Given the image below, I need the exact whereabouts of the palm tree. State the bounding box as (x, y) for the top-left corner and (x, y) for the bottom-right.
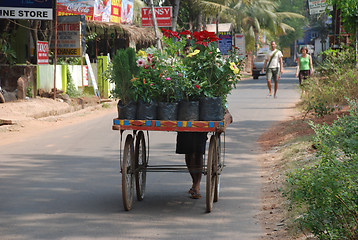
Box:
(199, 0), (304, 53)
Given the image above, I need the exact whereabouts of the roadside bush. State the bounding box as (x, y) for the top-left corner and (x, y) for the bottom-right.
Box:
(66, 71), (81, 97)
(299, 47), (358, 116)
(284, 99), (358, 239)
(318, 47), (355, 76)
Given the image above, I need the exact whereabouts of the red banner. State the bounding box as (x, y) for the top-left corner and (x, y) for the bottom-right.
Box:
(37, 41), (49, 65)
(141, 7), (172, 27)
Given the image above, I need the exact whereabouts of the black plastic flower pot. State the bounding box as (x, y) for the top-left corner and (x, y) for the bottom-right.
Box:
(157, 102), (179, 120)
(199, 97), (224, 121)
(117, 100), (137, 119)
(136, 99), (158, 120)
(177, 100), (200, 121)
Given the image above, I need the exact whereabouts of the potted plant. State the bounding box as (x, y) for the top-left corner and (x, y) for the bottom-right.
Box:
(110, 48), (139, 119)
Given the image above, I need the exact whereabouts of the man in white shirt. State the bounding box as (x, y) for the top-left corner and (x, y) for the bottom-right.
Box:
(261, 41), (283, 98)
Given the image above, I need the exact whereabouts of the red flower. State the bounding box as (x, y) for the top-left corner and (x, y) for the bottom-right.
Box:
(192, 30), (219, 46)
(195, 85), (200, 89)
(179, 30), (191, 36)
(161, 28), (180, 39)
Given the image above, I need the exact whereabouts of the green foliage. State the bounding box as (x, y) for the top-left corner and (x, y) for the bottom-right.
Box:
(132, 30), (242, 103)
(284, 99), (358, 239)
(0, 32), (16, 65)
(326, 0), (358, 35)
(66, 71), (81, 97)
(278, 0), (307, 48)
(300, 47), (358, 116)
(318, 47), (356, 75)
(305, 96), (336, 117)
(109, 48), (139, 104)
(26, 82), (33, 98)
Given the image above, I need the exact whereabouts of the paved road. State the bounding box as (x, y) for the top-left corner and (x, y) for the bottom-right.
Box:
(0, 67), (299, 240)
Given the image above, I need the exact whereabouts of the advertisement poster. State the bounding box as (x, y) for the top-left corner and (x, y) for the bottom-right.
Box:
(94, 0), (111, 22)
(121, 0), (134, 24)
(110, 0), (121, 23)
(57, 0), (94, 21)
(50, 16), (86, 57)
(234, 33), (245, 58)
(0, 0), (52, 20)
(308, 0), (332, 15)
(141, 7), (172, 27)
(37, 41), (49, 65)
(218, 32), (233, 55)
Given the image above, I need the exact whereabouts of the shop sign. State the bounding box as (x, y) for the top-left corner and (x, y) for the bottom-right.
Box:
(37, 41), (49, 65)
(141, 6), (172, 27)
(0, 0), (52, 20)
(120, 0), (134, 24)
(50, 15), (86, 57)
(234, 33), (245, 58)
(218, 31), (233, 55)
(308, 0), (332, 15)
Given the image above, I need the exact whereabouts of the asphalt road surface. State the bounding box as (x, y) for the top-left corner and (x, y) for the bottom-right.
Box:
(0, 67), (300, 240)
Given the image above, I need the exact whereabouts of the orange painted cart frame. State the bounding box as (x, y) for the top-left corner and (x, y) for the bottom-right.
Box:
(112, 112), (233, 212)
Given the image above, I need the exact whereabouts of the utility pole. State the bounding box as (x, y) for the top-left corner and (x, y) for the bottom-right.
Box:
(53, 0), (57, 100)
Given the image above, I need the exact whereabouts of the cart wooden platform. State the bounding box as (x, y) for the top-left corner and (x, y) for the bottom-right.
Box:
(112, 112), (232, 212)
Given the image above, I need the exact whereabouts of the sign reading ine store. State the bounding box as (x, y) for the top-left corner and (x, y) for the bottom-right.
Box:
(50, 15), (86, 57)
(0, 0), (53, 20)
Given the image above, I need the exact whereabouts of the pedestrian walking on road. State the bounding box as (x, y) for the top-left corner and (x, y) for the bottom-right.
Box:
(295, 46), (314, 94)
(261, 41), (283, 99)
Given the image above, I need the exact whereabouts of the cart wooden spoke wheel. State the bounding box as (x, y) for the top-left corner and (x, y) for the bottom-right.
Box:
(214, 133), (222, 202)
(122, 134), (135, 211)
(206, 134), (218, 212)
(134, 131), (147, 201)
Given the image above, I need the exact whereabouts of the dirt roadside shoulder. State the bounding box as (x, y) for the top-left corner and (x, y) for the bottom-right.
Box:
(0, 97), (117, 146)
(257, 104), (350, 240)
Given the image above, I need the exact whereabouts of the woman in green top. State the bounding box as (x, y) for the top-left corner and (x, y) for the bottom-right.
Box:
(295, 46), (314, 86)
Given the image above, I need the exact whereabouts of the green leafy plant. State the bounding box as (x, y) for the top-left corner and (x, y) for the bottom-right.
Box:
(109, 48), (139, 104)
(180, 30), (242, 101)
(284, 99), (358, 239)
(133, 29), (243, 104)
(0, 32), (16, 65)
(26, 82), (33, 98)
(300, 46), (358, 116)
(66, 71), (81, 97)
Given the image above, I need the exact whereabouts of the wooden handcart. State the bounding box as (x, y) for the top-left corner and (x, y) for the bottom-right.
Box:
(112, 112), (232, 212)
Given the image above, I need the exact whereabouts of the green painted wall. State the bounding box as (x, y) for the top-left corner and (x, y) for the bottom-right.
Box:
(96, 56), (110, 99)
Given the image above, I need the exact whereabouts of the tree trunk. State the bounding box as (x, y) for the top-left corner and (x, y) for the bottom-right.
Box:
(171, 0), (180, 31)
(196, 9), (202, 31)
(149, 0), (162, 50)
(355, 22), (357, 69)
(216, 14), (219, 35)
(30, 20), (39, 64)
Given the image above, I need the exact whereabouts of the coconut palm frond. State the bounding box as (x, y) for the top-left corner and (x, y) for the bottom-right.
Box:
(276, 12), (305, 20)
(277, 22), (296, 35)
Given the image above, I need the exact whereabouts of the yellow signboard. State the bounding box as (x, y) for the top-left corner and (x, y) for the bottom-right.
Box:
(282, 47), (291, 58)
